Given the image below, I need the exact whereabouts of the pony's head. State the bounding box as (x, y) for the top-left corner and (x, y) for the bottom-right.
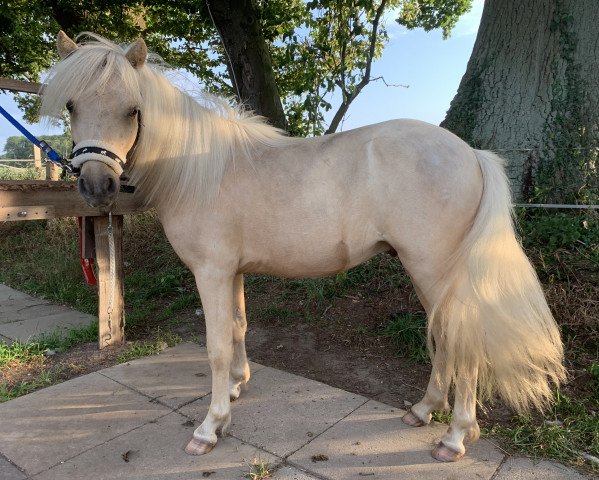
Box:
(42, 31), (147, 208)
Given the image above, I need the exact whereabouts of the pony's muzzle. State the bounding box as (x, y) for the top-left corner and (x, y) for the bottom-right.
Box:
(77, 161), (121, 208)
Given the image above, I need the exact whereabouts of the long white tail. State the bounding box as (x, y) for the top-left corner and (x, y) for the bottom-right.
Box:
(429, 150), (566, 413)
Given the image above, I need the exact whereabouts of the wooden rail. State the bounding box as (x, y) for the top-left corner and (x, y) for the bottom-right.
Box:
(0, 181), (148, 348)
(0, 78), (43, 94)
(0, 181), (146, 220)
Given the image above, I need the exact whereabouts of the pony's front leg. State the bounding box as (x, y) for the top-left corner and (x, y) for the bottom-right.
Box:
(432, 364), (480, 462)
(230, 273), (250, 401)
(186, 270), (235, 456)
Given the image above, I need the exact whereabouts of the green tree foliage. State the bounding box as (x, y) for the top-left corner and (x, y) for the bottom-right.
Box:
(1, 136), (33, 159)
(1, 134), (71, 159)
(0, 0), (471, 135)
(397, 0), (472, 39)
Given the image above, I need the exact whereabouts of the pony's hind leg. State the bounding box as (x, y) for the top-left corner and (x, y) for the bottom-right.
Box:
(230, 274), (250, 401)
(398, 255), (479, 460)
(403, 322), (451, 427)
(186, 269), (235, 456)
(393, 273), (451, 428)
(433, 363), (480, 462)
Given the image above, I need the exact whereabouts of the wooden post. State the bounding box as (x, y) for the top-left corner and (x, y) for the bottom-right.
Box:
(93, 215), (125, 348)
(33, 146), (42, 178)
(46, 161), (60, 181)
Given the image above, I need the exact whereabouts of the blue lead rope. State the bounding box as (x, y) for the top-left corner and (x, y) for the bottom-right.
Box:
(0, 104), (77, 175)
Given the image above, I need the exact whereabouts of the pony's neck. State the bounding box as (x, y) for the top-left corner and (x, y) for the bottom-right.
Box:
(128, 69), (252, 209)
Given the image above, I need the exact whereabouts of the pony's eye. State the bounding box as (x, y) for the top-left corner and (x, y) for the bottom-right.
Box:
(66, 101), (74, 113)
(127, 106), (140, 118)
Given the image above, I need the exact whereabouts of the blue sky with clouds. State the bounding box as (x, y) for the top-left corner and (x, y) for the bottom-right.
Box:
(0, 0), (483, 154)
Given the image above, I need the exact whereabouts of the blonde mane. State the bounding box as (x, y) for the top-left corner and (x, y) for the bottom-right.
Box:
(41, 34), (289, 208)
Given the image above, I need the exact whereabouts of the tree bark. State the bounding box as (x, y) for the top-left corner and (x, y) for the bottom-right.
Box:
(207, 0), (287, 130)
(442, 0), (599, 203)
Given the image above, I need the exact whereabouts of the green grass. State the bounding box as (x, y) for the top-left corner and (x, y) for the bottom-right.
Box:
(0, 221), (98, 315)
(0, 324), (99, 401)
(378, 312), (428, 363)
(34, 321), (99, 352)
(286, 255), (411, 305)
(0, 341), (46, 368)
(246, 457), (271, 480)
(0, 369), (60, 401)
(487, 391), (599, 470)
(591, 363), (599, 386)
(116, 331), (182, 363)
(254, 304), (296, 321)
(0, 341), (60, 402)
(0, 166), (38, 180)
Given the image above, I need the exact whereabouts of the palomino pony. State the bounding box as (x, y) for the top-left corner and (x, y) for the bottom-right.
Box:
(41, 31), (566, 462)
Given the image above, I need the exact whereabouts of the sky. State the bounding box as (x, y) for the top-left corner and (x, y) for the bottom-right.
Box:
(0, 0), (484, 154)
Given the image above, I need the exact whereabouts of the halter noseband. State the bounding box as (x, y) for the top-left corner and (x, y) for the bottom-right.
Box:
(70, 143), (126, 175)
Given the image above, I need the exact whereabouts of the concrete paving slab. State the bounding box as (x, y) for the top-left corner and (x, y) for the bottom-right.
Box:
(0, 298), (65, 325)
(288, 399), (504, 480)
(0, 333), (13, 343)
(0, 284), (33, 302)
(100, 343), (266, 409)
(494, 457), (593, 479)
(33, 411), (280, 480)
(0, 310), (96, 342)
(180, 366), (368, 459)
(0, 372), (170, 476)
(271, 465), (321, 479)
(0, 456), (27, 480)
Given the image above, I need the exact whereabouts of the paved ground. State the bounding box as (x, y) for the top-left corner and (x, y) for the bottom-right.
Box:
(0, 284), (593, 479)
(0, 284), (95, 343)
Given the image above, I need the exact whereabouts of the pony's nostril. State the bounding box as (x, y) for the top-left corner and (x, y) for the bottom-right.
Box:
(105, 177), (117, 195)
(78, 177), (91, 196)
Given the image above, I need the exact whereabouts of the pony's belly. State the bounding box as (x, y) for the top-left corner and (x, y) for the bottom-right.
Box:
(238, 240), (391, 278)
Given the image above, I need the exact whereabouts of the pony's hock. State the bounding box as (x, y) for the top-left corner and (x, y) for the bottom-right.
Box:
(34, 30), (567, 463)
(0, 180), (146, 348)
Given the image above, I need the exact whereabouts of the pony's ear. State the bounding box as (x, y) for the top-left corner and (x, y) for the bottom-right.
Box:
(125, 38), (147, 69)
(57, 30), (78, 59)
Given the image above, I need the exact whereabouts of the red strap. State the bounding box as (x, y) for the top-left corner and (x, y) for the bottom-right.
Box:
(77, 217), (97, 286)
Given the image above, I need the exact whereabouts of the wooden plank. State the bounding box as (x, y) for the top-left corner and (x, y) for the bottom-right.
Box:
(0, 181), (147, 219)
(94, 215), (125, 348)
(0, 78), (43, 94)
(2, 205), (56, 221)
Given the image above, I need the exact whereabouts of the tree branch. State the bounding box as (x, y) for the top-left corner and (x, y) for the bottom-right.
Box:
(370, 76), (409, 88)
(325, 0), (388, 134)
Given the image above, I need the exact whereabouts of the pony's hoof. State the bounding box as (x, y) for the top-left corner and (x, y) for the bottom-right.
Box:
(402, 410), (426, 427)
(432, 442), (463, 462)
(185, 438), (214, 456)
(229, 380), (248, 401)
(230, 386), (241, 401)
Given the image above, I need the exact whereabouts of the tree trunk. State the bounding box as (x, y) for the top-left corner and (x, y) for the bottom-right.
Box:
(207, 0), (287, 130)
(442, 0), (599, 203)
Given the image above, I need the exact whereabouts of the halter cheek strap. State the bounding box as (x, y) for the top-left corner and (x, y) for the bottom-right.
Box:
(69, 140), (126, 176)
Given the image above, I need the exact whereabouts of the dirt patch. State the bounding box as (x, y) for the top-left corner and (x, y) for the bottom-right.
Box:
(1, 343), (129, 396)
